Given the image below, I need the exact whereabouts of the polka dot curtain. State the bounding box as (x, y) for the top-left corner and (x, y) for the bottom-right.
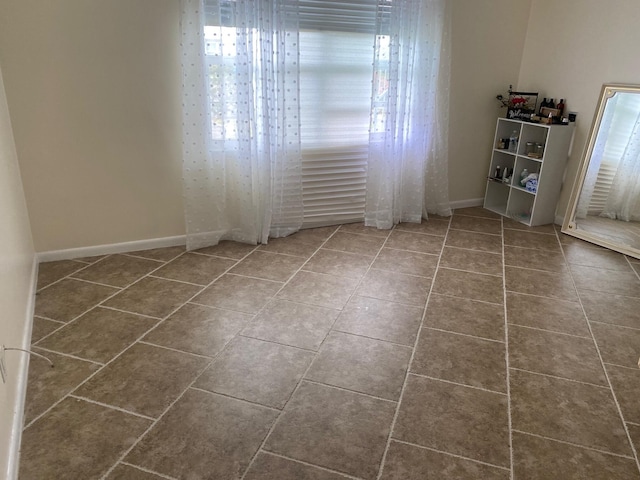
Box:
(180, 0), (303, 250)
(365, 0), (452, 229)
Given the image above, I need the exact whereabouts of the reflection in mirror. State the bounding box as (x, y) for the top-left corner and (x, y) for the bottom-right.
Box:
(563, 84), (640, 259)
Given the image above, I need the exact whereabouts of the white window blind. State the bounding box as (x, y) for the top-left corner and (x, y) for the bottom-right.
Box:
(298, 1), (377, 227)
(588, 94), (640, 214)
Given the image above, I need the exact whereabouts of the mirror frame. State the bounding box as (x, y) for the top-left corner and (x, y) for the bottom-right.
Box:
(561, 83), (640, 259)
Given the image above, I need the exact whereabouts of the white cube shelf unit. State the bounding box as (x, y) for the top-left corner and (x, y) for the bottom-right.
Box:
(483, 118), (574, 226)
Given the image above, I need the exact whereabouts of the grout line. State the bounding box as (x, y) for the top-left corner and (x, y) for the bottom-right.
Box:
(555, 232), (640, 474)
(35, 256), (113, 293)
(500, 216), (515, 480)
(235, 334), (321, 354)
(30, 320), (70, 347)
(375, 216), (452, 480)
(507, 323), (592, 339)
(255, 451), (364, 479)
(503, 289), (580, 304)
(508, 367), (610, 389)
(298, 267), (367, 282)
(421, 326), (505, 344)
(390, 438), (511, 471)
(509, 320), (591, 340)
(240, 226), (395, 480)
(68, 395), (156, 421)
(66, 276), (126, 290)
(429, 291), (504, 306)
(301, 379), (398, 404)
(146, 274), (208, 287)
(119, 462), (179, 480)
(136, 341), (216, 360)
(28, 346), (104, 366)
(603, 362), (640, 371)
(347, 293), (428, 309)
(448, 227), (502, 237)
(407, 372), (508, 396)
(97, 305), (163, 320)
(589, 320), (640, 332)
(627, 421), (640, 427)
(329, 329), (415, 349)
(120, 252), (173, 263)
(188, 386), (282, 413)
(186, 299), (261, 316)
(511, 429), (636, 460)
(503, 263), (571, 275)
(431, 265), (503, 278)
(220, 271), (286, 285)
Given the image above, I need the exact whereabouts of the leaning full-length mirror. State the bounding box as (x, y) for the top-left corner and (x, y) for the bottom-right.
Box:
(563, 84), (640, 259)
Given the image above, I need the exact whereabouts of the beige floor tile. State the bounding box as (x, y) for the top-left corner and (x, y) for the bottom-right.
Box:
(277, 271), (359, 309)
(580, 291), (640, 329)
(512, 431), (640, 480)
(193, 273), (282, 313)
(510, 369), (630, 455)
(195, 336), (314, 409)
(35, 278), (119, 322)
(30, 317), (64, 344)
(424, 293), (504, 341)
(265, 381), (396, 480)
(103, 276), (200, 318)
(334, 296), (423, 346)
(412, 329), (506, 392)
(571, 264), (640, 298)
(322, 231), (386, 256)
(503, 229), (561, 251)
(590, 322), (640, 368)
(505, 266), (578, 302)
(23, 349), (101, 425)
(606, 364), (640, 424)
(357, 269), (431, 306)
(303, 248), (374, 279)
(230, 251), (306, 282)
(126, 389), (278, 479)
(36, 307), (158, 363)
(563, 243), (632, 271)
(394, 218), (449, 236)
(306, 331), (412, 401)
(502, 218), (556, 234)
(504, 245), (567, 273)
(372, 248), (438, 277)
(73, 254), (108, 264)
(37, 260), (85, 290)
(506, 292), (589, 336)
(245, 453), (350, 479)
(142, 303), (252, 356)
(19, 397), (150, 480)
(75, 343), (209, 418)
(508, 325), (607, 385)
(338, 222), (389, 237)
(433, 268), (503, 304)
(453, 207), (501, 219)
(294, 225), (340, 243)
(384, 230), (443, 254)
(105, 464), (167, 480)
(196, 240), (257, 259)
(440, 246), (503, 276)
(153, 252), (235, 285)
(445, 229), (502, 253)
(124, 245), (185, 262)
(450, 215), (502, 235)
(71, 254), (161, 288)
(393, 375), (510, 467)
(259, 236), (319, 257)
(380, 441), (510, 480)
(242, 299), (338, 350)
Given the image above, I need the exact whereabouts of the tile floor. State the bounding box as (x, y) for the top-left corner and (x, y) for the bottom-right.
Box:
(19, 207), (640, 479)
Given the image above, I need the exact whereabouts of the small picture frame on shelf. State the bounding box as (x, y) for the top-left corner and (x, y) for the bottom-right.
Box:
(506, 91), (538, 121)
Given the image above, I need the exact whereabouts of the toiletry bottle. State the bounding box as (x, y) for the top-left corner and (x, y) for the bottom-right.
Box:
(520, 168), (529, 186)
(495, 166), (501, 179)
(509, 130), (518, 153)
(557, 99), (565, 117)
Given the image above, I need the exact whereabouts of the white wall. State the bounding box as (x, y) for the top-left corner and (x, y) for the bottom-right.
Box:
(448, 0), (532, 203)
(0, 65), (36, 479)
(0, 0), (185, 252)
(518, 0), (640, 217)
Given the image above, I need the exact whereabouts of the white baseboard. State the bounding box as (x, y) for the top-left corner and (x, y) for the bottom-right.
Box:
(449, 198), (484, 210)
(37, 235), (186, 263)
(6, 255), (38, 480)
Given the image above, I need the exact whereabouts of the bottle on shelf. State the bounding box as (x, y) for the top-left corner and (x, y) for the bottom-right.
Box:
(495, 165), (502, 179)
(520, 168), (529, 186)
(548, 98), (555, 108)
(509, 130), (519, 153)
(539, 98), (548, 114)
(557, 99), (565, 117)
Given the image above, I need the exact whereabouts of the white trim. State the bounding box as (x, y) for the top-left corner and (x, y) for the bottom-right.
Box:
(37, 235), (187, 263)
(448, 197), (484, 210)
(555, 213), (565, 226)
(6, 254), (38, 480)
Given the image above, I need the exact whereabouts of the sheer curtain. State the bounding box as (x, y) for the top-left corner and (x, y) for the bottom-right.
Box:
(180, 0), (302, 250)
(365, 0), (451, 229)
(602, 107), (640, 221)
